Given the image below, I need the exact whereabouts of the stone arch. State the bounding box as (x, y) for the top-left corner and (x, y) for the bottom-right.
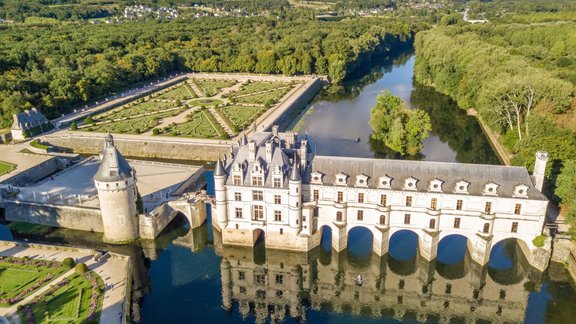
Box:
(252, 228), (266, 265)
(388, 229), (420, 276)
(487, 237), (530, 285)
(435, 234), (470, 280)
(346, 226), (374, 265)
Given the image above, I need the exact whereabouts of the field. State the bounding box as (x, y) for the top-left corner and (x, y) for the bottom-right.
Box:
(193, 79), (237, 97)
(219, 105), (266, 129)
(162, 110), (226, 138)
(0, 257), (67, 306)
(0, 161), (16, 176)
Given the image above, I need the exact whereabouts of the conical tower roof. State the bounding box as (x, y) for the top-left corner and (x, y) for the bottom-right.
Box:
(214, 157), (225, 176)
(290, 159), (301, 182)
(94, 134), (133, 182)
(240, 132), (248, 146)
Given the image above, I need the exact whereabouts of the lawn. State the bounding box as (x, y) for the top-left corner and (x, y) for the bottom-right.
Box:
(188, 98), (223, 107)
(21, 272), (104, 323)
(88, 110), (179, 134)
(219, 105), (266, 129)
(235, 88), (292, 104)
(163, 110), (225, 138)
(96, 101), (177, 121)
(193, 79), (237, 97)
(0, 256), (66, 306)
(232, 81), (292, 96)
(0, 161), (16, 176)
(155, 83), (196, 100)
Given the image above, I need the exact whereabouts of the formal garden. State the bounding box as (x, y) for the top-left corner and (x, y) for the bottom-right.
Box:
(75, 76), (302, 139)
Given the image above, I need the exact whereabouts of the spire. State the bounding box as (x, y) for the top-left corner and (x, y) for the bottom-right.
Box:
(215, 157), (225, 176)
(240, 132), (248, 146)
(290, 159), (301, 182)
(105, 133), (114, 147)
(94, 134), (133, 182)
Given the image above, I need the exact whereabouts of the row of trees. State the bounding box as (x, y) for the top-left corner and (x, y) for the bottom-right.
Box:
(414, 22), (576, 229)
(0, 16), (420, 127)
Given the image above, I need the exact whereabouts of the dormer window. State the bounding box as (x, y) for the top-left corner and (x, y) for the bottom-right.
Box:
(454, 180), (469, 194)
(311, 171), (324, 184)
(429, 179), (443, 192)
(378, 175), (392, 189)
(335, 173), (348, 186)
(356, 174), (369, 187)
(483, 182), (499, 196)
(404, 177), (418, 191)
(513, 184), (529, 198)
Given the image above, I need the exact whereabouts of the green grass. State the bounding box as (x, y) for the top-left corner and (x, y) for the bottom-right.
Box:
(235, 88), (291, 104)
(30, 139), (50, 150)
(155, 83), (196, 100)
(88, 110), (179, 134)
(163, 110), (225, 138)
(0, 161), (16, 176)
(194, 79), (237, 97)
(232, 81), (292, 96)
(188, 98), (223, 107)
(96, 101), (177, 121)
(219, 105), (266, 129)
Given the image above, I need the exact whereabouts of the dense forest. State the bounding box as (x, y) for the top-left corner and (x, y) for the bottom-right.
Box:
(0, 17), (419, 127)
(414, 14), (576, 230)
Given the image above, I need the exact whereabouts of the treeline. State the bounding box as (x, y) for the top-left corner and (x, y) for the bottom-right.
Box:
(414, 23), (576, 228)
(0, 0), (116, 21)
(0, 17), (419, 127)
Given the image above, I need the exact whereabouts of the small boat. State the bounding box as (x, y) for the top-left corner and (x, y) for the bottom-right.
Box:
(356, 138), (360, 143)
(355, 275), (364, 286)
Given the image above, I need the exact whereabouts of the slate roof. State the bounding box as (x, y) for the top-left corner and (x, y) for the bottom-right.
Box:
(11, 108), (48, 130)
(307, 155), (546, 200)
(94, 134), (134, 182)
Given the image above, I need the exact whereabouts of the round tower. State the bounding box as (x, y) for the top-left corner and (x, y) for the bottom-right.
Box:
(214, 157), (228, 230)
(288, 160), (302, 232)
(94, 134), (139, 243)
(533, 151), (548, 192)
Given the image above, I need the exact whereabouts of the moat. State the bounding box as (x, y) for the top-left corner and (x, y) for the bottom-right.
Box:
(1, 51), (575, 323)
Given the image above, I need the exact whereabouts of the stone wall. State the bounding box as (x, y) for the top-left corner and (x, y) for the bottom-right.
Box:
(1, 157), (64, 186)
(4, 200), (103, 232)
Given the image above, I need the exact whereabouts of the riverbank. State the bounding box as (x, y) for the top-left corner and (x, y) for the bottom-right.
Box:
(466, 108), (512, 166)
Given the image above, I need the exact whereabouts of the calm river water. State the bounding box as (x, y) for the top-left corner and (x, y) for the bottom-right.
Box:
(1, 51), (575, 323)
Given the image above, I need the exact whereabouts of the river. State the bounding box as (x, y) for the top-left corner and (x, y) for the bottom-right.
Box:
(1, 51), (575, 323)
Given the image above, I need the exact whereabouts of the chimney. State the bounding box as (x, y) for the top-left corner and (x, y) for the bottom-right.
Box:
(248, 140), (256, 162)
(272, 125), (279, 137)
(265, 141), (273, 163)
(300, 139), (308, 169)
(533, 151), (548, 192)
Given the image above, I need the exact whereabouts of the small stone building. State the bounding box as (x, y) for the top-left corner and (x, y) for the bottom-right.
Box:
(11, 108), (51, 141)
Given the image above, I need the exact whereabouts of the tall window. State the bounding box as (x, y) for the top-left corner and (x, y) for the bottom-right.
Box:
(238, 271), (246, 280)
(357, 210), (363, 221)
(274, 210), (282, 222)
(273, 178), (281, 188)
(235, 208), (243, 219)
(454, 217), (461, 229)
(380, 194), (387, 206)
(379, 215), (386, 225)
(406, 196), (412, 207)
(456, 199), (463, 210)
(431, 198), (437, 210)
(274, 195), (281, 204)
(483, 223), (490, 233)
(252, 176), (263, 186)
(253, 190), (263, 201)
(336, 211), (343, 221)
(253, 205), (264, 220)
(337, 191), (343, 203)
(429, 219), (436, 229)
(511, 222), (518, 233)
(233, 175), (242, 185)
(358, 193), (364, 203)
(234, 192), (242, 201)
(313, 190), (319, 201)
(404, 214), (411, 225)
(276, 274), (284, 284)
(514, 204), (521, 215)
(485, 202), (492, 214)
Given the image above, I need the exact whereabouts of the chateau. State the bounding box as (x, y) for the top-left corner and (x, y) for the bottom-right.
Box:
(11, 108), (51, 140)
(213, 128), (551, 271)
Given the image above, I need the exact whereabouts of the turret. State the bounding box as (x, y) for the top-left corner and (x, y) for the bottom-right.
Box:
(533, 151), (548, 192)
(288, 160), (302, 231)
(94, 133), (139, 243)
(214, 157), (228, 230)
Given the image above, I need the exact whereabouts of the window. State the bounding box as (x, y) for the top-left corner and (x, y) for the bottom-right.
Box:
(235, 208), (243, 219)
(234, 192), (241, 201)
(274, 210), (282, 222)
(253, 190), (263, 201)
(456, 199), (463, 210)
(255, 274), (265, 285)
(357, 210), (363, 221)
(445, 284), (452, 294)
(239, 286), (246, 294)
(454, 217), (461, 229)
(233, 175), (242, 185)
(485, 202), (492, 214)
(336, 211), (343, 222)
(252, 176), (263, 186)
(399, 279), (405, 290)
(256, 290), (266, 299)
(404, 214), (411, 225)
(358, 193), (364, 203)
(313, 190), (319, 201)
(483, 223), (490, 233)
(429, 219), (436, 229)
(273, 178), (281, 188)
(274, 195), (281, 204)
(337, 191), (343, 202)
(380, 194), (387, 206)
(280, 228), (283, 235)
(238, 271), (245, 280)
(511, 222), (518, 233)
(431, 198), (437, 210)
(276, 274), (284, 284)
(379, 215), (386, 225)
(514, 204), (521, 215)
(253, 205), (264, 220)
(406, 196), (412, 207)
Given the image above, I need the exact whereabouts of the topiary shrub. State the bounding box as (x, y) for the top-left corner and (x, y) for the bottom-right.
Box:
(70, 122), (78, 130)
(152, 128), (160, 135)
(75, 263), (87, 274)
(84, 116), (93, 124)
(532, 235), (546, 248)
(62, 257), (76, 269)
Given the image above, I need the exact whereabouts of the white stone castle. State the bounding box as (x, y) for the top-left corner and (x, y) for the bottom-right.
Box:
(213, 127), (551, 271)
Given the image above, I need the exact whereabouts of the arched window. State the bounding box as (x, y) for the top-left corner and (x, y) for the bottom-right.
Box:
(483, 223), (490, 233)
(336, 211), (342, 222)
